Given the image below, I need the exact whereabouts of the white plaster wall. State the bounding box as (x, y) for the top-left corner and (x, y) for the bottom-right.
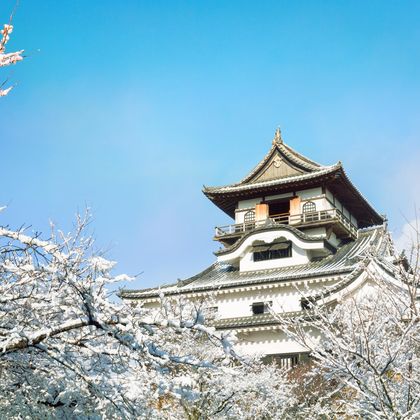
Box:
(235, 330), (315, 356)
(235, 189), (359, 229)
(236, 332), (286, 356)
(134, 279), (337, 321)
(296, 187), (322, 200)
(303, 197), (333, 212)
(215, 290), (282, 318)
(213, 281), (337, 318)
(235, 209), (247, 224)
(239, 242), (309, 271)
(219, 229), (324, 265)
(130, 277), (344, 357)
(312, 197), (327, 211)
(237, 198), (262, 210)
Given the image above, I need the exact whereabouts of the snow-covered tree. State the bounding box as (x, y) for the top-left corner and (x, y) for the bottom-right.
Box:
(277, 231), (420, 419)
(0, 17), (23, 96)
(149, 298), (296, 419)
(0, 213), (294, 418)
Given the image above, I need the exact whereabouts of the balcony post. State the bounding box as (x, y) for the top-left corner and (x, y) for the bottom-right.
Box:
(289, 197), (301, 225)
(255, 204), (269, 222)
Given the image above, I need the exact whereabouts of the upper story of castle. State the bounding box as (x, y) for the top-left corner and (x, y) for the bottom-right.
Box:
(203, 129), (384, 272)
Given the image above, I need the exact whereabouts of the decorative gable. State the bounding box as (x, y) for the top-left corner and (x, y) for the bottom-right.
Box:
(252, 150), (305, 182)
(238, 129), (321, 185)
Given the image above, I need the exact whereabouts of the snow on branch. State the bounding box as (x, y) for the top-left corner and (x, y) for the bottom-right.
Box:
(0, 23), (23, 96)
(0, 212), (294, 418)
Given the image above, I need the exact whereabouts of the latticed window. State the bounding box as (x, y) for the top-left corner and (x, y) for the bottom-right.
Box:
(303, 201), (318, 222)
(244, 210), (256, 231)
(244, 211), (255, 223)
(303, 201), (316, 213)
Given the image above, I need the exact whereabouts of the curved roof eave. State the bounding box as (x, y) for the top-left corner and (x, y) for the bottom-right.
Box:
(214, 223), (327, 257)
(336, 166), (384, 226)
(203, 163), (341, 195)
(203, 163), (383, 227)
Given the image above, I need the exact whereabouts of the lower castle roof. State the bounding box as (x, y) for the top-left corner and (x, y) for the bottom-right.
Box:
(120, 225), (388, 300)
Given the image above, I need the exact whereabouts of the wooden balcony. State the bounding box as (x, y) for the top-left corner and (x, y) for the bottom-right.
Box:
(214, 208), (357, 241)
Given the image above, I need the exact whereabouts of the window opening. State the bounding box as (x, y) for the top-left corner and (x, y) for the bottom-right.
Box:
(253, 241), (292, 261)
(268, 200), (290, 217)
(252, 302), (265, 315)
(303, 201), (316, 213)
(302, 201), (318, 222)
(244, 210), (255, 231)
(251, 301), (272, 315)
(262, 353), (309, 369)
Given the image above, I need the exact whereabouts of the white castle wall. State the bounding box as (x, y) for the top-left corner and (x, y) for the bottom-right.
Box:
(218, 228), (327, 272)
(234, 187), (358, 228)
(213, 280), (337, 318)
(235, 330), (314, 357)
(239, 241), (308, 271)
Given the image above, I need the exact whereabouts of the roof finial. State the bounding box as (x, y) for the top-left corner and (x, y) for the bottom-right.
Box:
(273, 126), (283, 144)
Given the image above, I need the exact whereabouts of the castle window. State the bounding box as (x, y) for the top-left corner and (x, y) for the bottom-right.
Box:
(251, 301), (272, 315)
(302, 201), (318, 222)
(244, 210), (255, 231)
(300, 297), (315, 310)
(244, 210), (255, 222)
(262, 353), (310, 369)
(303, 201), (316, 213)
(253, 241), (292, 261)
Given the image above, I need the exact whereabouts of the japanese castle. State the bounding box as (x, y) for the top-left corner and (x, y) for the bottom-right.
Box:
(121, 128), (399, 367)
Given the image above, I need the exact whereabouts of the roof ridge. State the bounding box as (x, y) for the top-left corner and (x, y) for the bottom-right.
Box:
(238, 142), (277, 184)
(279, 141), (323, 170)
(236, 132), (328, 185)
(357, 224), (385, 233)
(176, 262), (219, 287)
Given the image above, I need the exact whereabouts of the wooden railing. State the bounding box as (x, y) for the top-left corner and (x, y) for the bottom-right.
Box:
(214, 208), (357, 238)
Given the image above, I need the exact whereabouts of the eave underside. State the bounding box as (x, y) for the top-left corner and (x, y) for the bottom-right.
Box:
(204, 168), (383, 227)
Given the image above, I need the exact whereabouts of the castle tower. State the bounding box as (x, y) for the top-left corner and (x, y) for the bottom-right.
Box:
(203, 129), (383, 273)
(121, 129), (395, 367)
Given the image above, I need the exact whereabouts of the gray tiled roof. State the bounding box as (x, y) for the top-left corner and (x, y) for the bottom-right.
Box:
(203, 164), (341, 194)
(238, 139), (325, 185)
(120, 225), (387, 299)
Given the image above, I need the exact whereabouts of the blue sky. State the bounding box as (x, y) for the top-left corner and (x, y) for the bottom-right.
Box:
(1, 0), (419, 289)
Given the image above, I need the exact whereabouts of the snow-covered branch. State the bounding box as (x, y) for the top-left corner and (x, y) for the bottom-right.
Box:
(0, 22), (23, 96)
(0, 212), (295, 418)
(274, 240), (420, 418)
